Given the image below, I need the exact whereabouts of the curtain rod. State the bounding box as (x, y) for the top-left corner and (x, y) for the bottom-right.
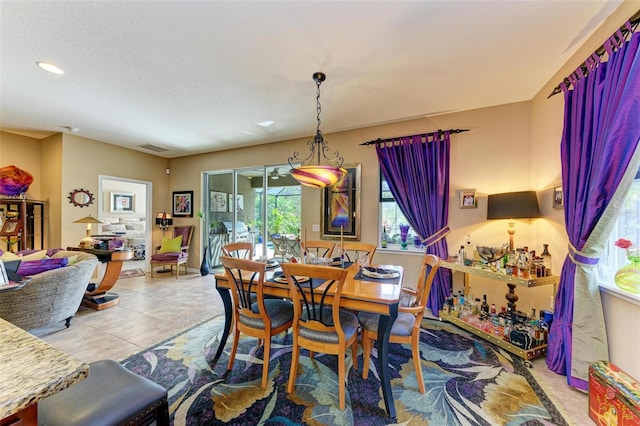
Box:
(547, 11), (640, 98)
(360, 128), (469, 146)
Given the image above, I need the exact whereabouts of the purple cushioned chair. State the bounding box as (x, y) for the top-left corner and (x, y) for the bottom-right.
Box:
(150, 225), (194, 279)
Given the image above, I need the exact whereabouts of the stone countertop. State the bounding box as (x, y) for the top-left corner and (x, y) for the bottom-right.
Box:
(0, 318), (89, 419)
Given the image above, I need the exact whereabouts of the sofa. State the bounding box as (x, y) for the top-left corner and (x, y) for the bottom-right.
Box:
(0, 250), (99, 330)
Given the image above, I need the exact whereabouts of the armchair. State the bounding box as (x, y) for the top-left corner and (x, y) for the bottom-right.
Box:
(150, 225), (194, 279)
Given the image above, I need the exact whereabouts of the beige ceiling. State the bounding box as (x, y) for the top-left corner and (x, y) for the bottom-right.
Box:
(0, 1), (626, 158)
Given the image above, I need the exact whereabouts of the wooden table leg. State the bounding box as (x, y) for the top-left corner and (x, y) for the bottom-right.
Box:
(82, 260), (125, 310)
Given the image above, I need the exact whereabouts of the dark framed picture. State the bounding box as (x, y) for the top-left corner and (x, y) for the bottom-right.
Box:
(460, 189), (477, 209)
(553, 185), (564, 209)
(321, 163), (361, 240)
(0, 219), (22, 237)
(111, 192), (134, 213)
(173, 190), (194, 217)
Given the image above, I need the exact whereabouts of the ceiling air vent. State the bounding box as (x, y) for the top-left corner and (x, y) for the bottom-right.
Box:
(139, 144), (170, 153)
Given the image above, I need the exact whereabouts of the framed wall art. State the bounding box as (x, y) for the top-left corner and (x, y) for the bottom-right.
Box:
(110, 192), (134, 213)
(320, 163), (361, 240)
(210, 191), (227, 213)
(173, 190), (194, 217)
(553, 185), (564, 209)
(459, 189), (477, 209)
(0, 219), (22, 237)
(229, 194), (244, 214)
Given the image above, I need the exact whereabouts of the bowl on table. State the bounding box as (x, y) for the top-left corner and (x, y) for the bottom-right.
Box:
(476, 244), (509, 263)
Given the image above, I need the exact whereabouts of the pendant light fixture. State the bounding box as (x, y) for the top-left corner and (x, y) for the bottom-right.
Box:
(288, 72), (346, 188)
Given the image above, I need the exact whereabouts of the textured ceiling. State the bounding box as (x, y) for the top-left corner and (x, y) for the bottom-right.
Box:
(0, 1), (625, 158)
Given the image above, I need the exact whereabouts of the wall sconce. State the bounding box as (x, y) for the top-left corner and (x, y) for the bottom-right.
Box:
(487, 191), (540, 251)
(155, 212), (173, 237)
(73, 215), (103, 248)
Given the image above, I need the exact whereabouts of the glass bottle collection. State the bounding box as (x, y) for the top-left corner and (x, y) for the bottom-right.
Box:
(442, 289), (549, 348)
(457, 242), (552, 279)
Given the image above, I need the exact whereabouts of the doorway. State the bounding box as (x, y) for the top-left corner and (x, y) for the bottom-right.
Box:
(98, 175), (153, 272)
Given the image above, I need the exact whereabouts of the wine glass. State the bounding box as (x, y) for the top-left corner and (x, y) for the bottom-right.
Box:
(356, 252), (369, 270)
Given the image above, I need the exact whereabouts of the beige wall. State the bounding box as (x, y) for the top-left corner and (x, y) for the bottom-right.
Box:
(169, 101), (547, 310)
(0, 131), (169, 249)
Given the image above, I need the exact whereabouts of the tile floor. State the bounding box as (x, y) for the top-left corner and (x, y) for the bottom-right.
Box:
(33, 269), (591, 425)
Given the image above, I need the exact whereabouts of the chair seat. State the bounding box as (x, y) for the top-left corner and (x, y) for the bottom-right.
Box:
(300, 308), (358, 343)
(239, 299), (294, 329)
(151, 252), (188, 261)
(358, 311), (416, 337)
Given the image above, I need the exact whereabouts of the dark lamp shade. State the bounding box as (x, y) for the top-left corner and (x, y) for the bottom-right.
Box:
(155, 212), (173, 226)
(487, 191), (540, 219)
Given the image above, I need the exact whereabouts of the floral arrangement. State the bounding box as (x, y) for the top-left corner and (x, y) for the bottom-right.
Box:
(614, 238), (634, 249)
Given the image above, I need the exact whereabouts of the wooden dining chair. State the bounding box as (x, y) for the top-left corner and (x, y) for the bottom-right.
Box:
(280, 263), (358, 410)
(220, 256), (294, 388)
(358, 253), (440, 394)
(339, 242), (377, 264)
(300, 240), (335, 258)
(222, 242), (254, 259)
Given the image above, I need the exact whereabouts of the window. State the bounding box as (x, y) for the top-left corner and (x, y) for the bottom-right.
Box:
(379, 172), (422, 251)
(598, 174), (640, 285)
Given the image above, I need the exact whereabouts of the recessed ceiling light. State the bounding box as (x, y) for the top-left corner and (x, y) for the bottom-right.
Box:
(62, 126), (79, 133)
(257, 120), (275, 127)
(241, 130), (255, 135)
(36, 61), (64, 75)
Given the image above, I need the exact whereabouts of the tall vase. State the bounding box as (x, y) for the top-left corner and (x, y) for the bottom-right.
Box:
(200, 246), (210, 276)
(614, 248), (640, 294)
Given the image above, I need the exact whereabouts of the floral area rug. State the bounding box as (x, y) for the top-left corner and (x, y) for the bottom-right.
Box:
(121, 316), (567, 425)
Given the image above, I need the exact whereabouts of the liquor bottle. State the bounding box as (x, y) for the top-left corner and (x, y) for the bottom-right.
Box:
(480, 294), (489, 319)
(465, 234), (473, 265)
(381, 227), (388, 248)
(458, 245), (465, 264)
(541, 244), (552, 275)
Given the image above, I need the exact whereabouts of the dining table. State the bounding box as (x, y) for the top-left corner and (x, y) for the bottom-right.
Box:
(214, 261), (403, 421)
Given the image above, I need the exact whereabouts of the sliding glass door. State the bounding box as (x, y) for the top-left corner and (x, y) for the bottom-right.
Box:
(203, 165), (300, 267)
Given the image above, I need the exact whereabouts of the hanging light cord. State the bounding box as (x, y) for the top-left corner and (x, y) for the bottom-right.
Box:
(288, 72), (343, 169)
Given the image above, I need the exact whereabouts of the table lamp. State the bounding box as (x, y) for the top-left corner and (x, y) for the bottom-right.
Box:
(73, 215), (103, 248)
(487, 191), (540, 251)
(155, 212), (173, 237)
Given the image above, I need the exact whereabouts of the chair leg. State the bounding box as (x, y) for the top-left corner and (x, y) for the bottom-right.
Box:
(261, 337), (271, 388)
(288, 341), (300, 394)
(150, 265), (154, 278)
(227, 327), (240, 371)
(338, 347), (346, 410)
(351, 338), (358, 370)
(412, 332), (426, 393)
(182, 262), (188, 277)
(362, 332), (372, 379)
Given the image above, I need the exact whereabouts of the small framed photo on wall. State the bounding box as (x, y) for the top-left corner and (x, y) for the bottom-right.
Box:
(459, 189), (477, 209)
(553, 185), (564, 209)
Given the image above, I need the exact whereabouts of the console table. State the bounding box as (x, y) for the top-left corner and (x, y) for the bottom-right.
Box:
(67, 247), (134, 310)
